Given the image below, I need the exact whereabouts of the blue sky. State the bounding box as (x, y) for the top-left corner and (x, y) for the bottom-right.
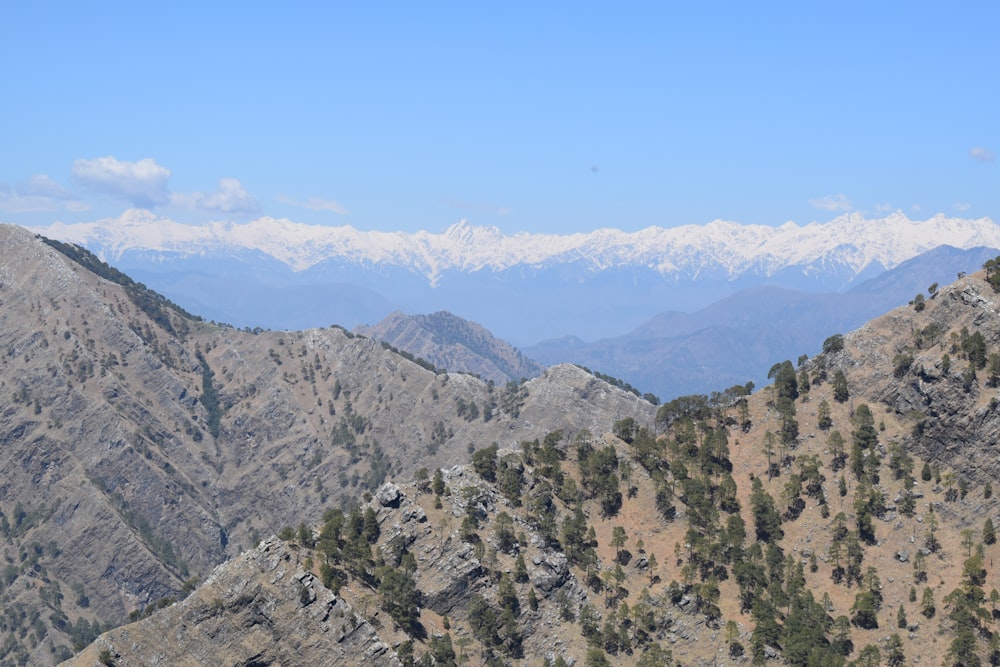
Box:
(1, 2), (997, 234)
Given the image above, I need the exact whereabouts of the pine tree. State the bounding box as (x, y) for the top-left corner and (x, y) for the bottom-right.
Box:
(378, 568), (421, 631)
(850, 590), (879, 629)
(832, 370), (849, 403)
(750, 477), (783, 543)
(886, 635), (906, 667)
(856, 644), (881, 667)
(913, 549), (928, 583)
(610, 526), (627, 563)
(817, 398), (832, 430)
(921, 587), (935, 618)
(988, 632), (1000, 667)
(828, 431), (847, 471)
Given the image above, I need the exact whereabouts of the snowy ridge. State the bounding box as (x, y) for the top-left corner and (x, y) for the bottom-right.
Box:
(33, 210), (1000, 285)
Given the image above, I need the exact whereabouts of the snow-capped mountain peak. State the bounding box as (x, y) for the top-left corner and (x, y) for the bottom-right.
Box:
(31, 211), (1000, 286)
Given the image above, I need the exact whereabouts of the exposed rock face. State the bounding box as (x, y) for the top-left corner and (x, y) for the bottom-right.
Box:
(67, 459), (608, 666)
(356, 310), (544, 385)
(63, 537), (401, 667)
(375, 482), (403, 508)
(530, 552), (569, 593)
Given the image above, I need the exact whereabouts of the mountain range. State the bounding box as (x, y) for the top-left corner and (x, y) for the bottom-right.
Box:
(525, 244), (1000, 399)
(3, 221), (1000, 665)
(29, 211), (1000, 401)
(52, 249), (1000, 666)
(34, 210), (1000, 282)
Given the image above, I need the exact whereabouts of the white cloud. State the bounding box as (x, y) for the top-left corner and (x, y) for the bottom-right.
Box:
(874, 203), (893, 213)
(72, 156), (171, 207)
(0, 174), (87, 212)
(955, 202), (972, 212)
(970, 146), (995, 163)
(275, 194), (349, 215)
(809, 193), (852, 211)
(912, 204), (922, 212)
(171, 178), (259, 216)
(67, 157), (257, 216)
(0, 183), (58, 213)
(20, 174), (73, 199)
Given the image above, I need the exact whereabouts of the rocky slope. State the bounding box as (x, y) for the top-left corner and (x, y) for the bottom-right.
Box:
(0, 223), (653, 665)
(826, 269), (1000, 489)
(66, 264), (1000, 667)
(65, 537), (400, 667)
(355, 310), (544, 385)
(68, 456), (725, 667)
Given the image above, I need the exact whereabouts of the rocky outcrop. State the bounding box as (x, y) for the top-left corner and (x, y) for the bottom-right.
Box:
(63, 537), (401, 667)
(67, 463), (601, 667)
(529, 552), (569, 593)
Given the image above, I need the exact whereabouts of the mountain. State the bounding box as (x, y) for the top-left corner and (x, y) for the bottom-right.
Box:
(355, 311), (545, 385)
(31, 211), (1000, 343)
(70, 267), (1000, 666)
(526, 245), (1000, 400)
(0, 224), (653, 666)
